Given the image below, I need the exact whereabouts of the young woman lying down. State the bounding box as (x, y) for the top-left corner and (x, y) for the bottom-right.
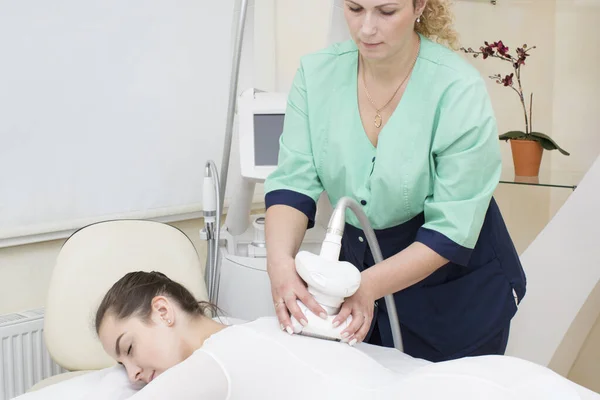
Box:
(81, 270), (597, 400)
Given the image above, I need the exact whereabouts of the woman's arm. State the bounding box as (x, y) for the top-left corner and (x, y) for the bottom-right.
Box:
(265, 204), (327, 332)
(360, 242), (448, 301)
(332, 243), (447, 345)
(263, 60), (328, 332)
(265, 204), (307, 267)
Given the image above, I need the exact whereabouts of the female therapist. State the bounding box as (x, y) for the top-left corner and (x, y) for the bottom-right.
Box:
(263, 0), (527, 362)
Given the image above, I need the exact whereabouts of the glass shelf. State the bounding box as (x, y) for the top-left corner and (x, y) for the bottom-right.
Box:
(499, 168), (584, 190)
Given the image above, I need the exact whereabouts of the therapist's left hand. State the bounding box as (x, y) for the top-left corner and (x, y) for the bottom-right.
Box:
(333, 280), (376, 346)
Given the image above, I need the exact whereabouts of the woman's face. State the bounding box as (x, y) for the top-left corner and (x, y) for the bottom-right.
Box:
(343, 0), (422, 61)
(98, 298), (187, 385)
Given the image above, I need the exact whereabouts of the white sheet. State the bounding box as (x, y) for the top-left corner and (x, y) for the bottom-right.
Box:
(15, 366), (138, 400)
(15, 318), (600, 400)
(15, 351), (599, 400)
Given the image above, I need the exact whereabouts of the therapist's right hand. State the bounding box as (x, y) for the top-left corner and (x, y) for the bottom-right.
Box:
(269, 257), (327, 334)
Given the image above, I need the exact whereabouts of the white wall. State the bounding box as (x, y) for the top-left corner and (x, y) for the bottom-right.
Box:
(273, 0), (332, 91)
(0, 1), (240, 246)
(550, 0), (600, 216)
(551, 1), (600, 390)
(569, 307), (600, 393)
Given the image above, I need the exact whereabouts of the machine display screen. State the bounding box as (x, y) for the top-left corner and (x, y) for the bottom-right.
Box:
(253, 113), (284, 166)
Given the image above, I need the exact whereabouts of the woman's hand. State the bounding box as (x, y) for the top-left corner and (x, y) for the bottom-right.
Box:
(268, 257), (327, 334)
(332, 278), (377, 346)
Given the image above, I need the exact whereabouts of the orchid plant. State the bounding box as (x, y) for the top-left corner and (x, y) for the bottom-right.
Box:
(461, 41), (569, 156)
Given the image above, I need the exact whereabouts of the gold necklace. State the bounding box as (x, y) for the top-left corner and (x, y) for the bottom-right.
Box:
(362, 36), (421, 128)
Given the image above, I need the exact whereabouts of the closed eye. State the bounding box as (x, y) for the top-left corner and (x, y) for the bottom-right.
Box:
(127, 344), (132, 356)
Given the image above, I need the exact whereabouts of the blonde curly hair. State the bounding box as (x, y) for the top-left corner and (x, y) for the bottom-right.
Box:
(414, 0), (460, 50)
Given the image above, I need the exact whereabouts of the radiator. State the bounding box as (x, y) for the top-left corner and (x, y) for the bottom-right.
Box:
(0, 308), (66, 400)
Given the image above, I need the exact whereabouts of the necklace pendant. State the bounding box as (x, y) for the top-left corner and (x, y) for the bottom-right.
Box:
(374, 112), (382, 128)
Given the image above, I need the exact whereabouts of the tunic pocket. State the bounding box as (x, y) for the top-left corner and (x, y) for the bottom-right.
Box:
(396, 257), (518, 356)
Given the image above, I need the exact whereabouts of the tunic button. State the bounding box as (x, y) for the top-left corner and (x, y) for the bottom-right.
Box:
(358, 236), (364, 243)
(360, 200), (367, 206)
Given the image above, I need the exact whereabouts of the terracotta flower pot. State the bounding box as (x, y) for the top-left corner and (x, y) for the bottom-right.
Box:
(510, 139), (543, 176)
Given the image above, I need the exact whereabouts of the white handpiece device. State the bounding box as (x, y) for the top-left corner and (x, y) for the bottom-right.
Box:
(290, 248), (361, 341)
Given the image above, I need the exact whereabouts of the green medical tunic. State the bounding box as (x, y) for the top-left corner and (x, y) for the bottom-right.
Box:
(264, 34), (526, 361)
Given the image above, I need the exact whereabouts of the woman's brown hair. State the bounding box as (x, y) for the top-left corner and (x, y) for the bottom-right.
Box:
(95, 271), (216, 334)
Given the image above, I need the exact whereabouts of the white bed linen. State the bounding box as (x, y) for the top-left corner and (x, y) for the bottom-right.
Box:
(14, 365), (138, 400)
(15, 317), (600, 400)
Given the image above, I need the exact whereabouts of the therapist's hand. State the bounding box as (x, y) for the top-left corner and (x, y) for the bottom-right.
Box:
(333, 279), (376, 346)
(269, 257), (327, 334)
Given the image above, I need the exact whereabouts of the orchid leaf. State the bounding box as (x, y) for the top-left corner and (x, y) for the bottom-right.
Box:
(529, 132), (570, 156)
(498, 131), (527, 141)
